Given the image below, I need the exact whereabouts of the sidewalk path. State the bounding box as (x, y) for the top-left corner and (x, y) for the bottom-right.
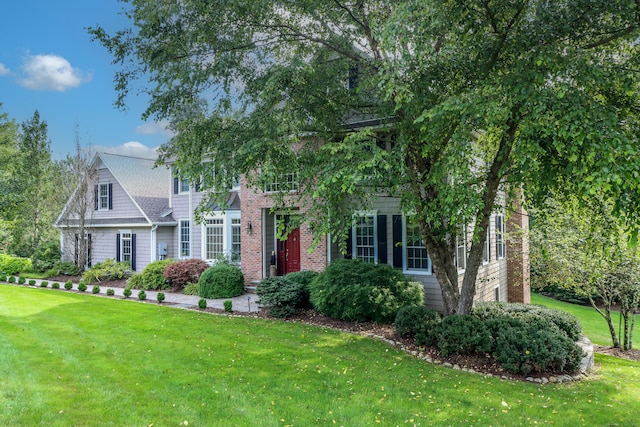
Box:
(17, 278), (261, 313)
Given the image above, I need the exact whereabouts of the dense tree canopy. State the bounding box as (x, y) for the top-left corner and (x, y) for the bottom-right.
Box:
(91, 0), (640, 315)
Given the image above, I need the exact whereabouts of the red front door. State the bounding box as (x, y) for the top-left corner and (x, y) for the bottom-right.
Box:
(277, 225), (301, 276)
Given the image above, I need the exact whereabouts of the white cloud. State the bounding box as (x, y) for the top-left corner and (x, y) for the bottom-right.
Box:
(93, 142), (159, 159)
(135, 120), (175, 138)
(0, 63), (9, 76)
(19, 54), (91, 91)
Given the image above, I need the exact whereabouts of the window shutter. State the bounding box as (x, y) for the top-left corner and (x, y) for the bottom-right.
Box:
(195, 180), (201, 192)
(74, 234), (79, 264)
(94, 185), (99, 210)
(392, 215), (403, 268)
(108, 183), (113, 210)
(131, 234), (137, 271)
(377, 215), (387, 264)
(345, 227), (353, 259)
(87, 234), (92, 267)
(174, 177), (179, 194)
(116, 233), (121, 262)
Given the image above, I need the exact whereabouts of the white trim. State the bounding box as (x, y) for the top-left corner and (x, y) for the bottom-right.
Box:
(201, 211), (242, 263)
(179, 219), (191, 258)
(494, 284), (501, 302)
(402, 216), (432, 275)
(352, 213), (377, 263)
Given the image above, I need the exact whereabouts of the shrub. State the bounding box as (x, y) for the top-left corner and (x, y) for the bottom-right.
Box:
(157, 292), (165, 303)
(486, 316), (582, 375)
(284, 270), (319, 308)
(64, 280), (73, 290)
(138, 290), (147, 300)
(198, 298), (207, 309)
(309, 259), (424, 323)
(127, 259), (175, 290)
(224, 300), (233, 312)
(77, 282), (87, 292)
(92, 285), (100, 294)
(18, 276), (26, 284)
(123, 287), (132, 298)
(198, 264), (245, 299)
(52, 282), (60, 289)
(438, 315), (493, 357)
(28, 279), (36, 286)
(0, 254), (32, 275)
(82, 259), (131, 284)
(47, 261), (82, 277)
(257, 276), (306, 318)
(0, 274), (6, 282)
(8, 276), (16, 283)
(182, 283), (199, 296)
(32, 240), (61, 273)
(164, 259), (210, 291)
(106, 288), (115, 296)
(395, 305), (442, 346)
(40, 281), (49, 288)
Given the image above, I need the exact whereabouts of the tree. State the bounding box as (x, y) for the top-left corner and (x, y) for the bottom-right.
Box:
(56, 125), (96, 270)
(90, 0), (640, 315)
(531, 195), (640, 350)
(0, 104), (19, 252)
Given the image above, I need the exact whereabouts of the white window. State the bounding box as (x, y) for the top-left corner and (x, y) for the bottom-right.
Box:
(203, 212), (241, 263)
(482, 228), (490, 265)
(265, 173), (299, 193)
(456, 226), (466, 271)
(494, 285), (501, 302)
(354, 215), (376, 263)
(180, 220), (190, 257)
(98, 183), (110, 210)
(121, 232), (132, 263)
(404, 218), (431, 273)
(180, 178), (190, 194)
(496, 214), (506, 259)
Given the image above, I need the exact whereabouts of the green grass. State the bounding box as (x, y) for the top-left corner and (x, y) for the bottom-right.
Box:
(532, 293), (639, 347)
(1, 284), (639, 426)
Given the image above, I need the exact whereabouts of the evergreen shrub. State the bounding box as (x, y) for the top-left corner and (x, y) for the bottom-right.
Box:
(77, 282), (87, 292)
(64, 280), (73, 290)
(284, 270), (319, 308)
(127, 259), (174, 290)
(198, 298), (207, 309)
(28, 279), (36, 286)
(224, 300), (232, 312)
(198, 264), (244, 299)
(8, 276), (16, 283)
(395, 305), (442, 346)
(0, 274), (6, 282)
(18, 276), (26, 284)
(138, 290), (147, 300)
(257, 276), (305, 318)
(182, 283), (198, 296)
(123, 287), (132, 298)
(40, 281), (48, 288)
(309, 259), (424, 323)
(82, 259), (131, 284)
(52, 282), (60, 289)
(157, 292), (165, 303)
(92, 285), (100, 294)
(0, 254), (32, 275)
(438, 315), (492, 357)
(106, 288), (115, 296)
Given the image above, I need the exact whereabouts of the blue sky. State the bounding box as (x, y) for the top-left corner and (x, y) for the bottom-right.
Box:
(0, 0), (166, 159)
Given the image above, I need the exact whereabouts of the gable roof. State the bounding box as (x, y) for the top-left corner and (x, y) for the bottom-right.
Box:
(97, 152), (174, 224)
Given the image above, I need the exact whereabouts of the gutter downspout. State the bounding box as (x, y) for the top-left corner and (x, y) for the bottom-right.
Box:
(151, 224), (158, 261)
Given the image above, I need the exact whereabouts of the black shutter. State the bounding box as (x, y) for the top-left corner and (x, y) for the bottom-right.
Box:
(345, 227), (353, 259)
(74, 234), (79, 264)
(392, 215), (403, 268)
(87, 234), (92, 267)
(116, 233), (121, 262)
(195, 180), (201, 192)
(131, 234), (137, 271)
(108, 183), (113, 210)
(174, 177), (179, 194)
(94, 185), (99, 210)
(377, 215), (387, 264)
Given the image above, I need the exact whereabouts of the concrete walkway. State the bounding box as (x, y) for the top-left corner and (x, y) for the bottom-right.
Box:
(19, 278), (261, 313)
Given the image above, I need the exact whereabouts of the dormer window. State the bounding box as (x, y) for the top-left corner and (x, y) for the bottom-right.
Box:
(95, 183), (112, 211)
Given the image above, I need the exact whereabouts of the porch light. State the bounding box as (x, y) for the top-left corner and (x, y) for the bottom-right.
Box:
(245, 221), (253, 234)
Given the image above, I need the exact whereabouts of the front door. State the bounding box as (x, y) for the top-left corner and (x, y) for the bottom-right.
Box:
(277, 218), (301, 276)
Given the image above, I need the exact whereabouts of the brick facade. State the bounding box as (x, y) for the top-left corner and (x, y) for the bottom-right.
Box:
(506, 192), (531, 304)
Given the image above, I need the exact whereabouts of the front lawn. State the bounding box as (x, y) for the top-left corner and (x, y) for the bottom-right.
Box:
(1, 284), (639, 426)
(531, 293), (639, 347)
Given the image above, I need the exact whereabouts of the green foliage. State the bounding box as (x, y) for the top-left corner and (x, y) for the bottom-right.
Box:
(0, 274), (6, 282)
(123, 287), (132, 298)
(52, 282), (60, 289)
(28, 279), (36, 286)
(157, 292), (165, 303)
(438, 315), (493, 357)
(198, 298), (207, 309)
(138, 290), (147, 300)
(64, 280), (73, 290)
(224, 300), (232, 312)
(197, 264), (245, 299)
(106, 288), (115, 296)
(40, 281), (48, 288)
(127, 259), (174, 290)
(31, 240), (61, 273)
(44, 262), (82, 278)
(82, 259), (131, 284)
(92, 285), (100, 294)
(18, 276), (26, 284)
(163, 259), (209, 290)
(257, 276), (305, 318)
(77, 282), (87, 292)
(0, 254), (32, 275)
(309, 260), (424, 323)
(7, 276), (16, 283)
(395, 305), (441, 347)
(284, 270), (319, 309)
(182, 283), (198, 296)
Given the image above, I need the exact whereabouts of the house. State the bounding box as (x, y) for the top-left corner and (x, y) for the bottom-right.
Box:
(55, 151), (530, 312)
